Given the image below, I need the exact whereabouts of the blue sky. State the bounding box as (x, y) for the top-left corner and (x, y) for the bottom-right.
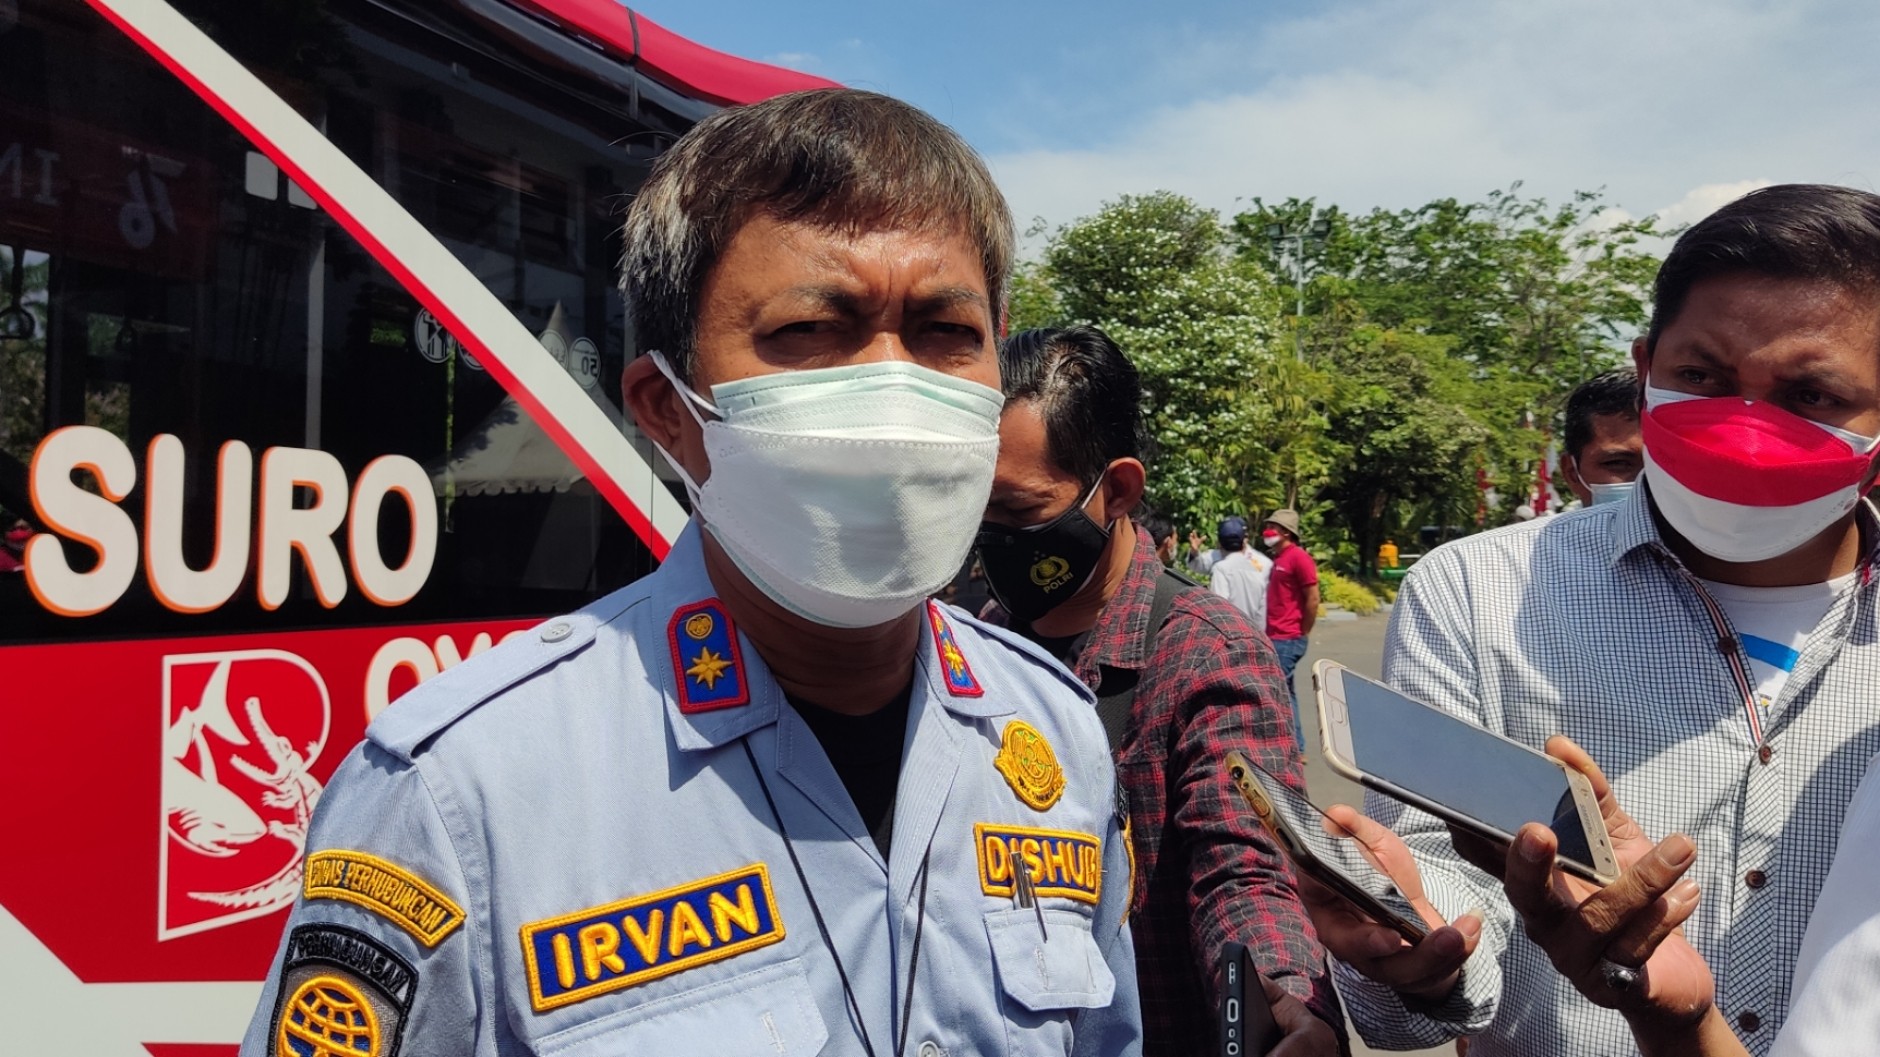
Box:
(650, 0), (1880, 244)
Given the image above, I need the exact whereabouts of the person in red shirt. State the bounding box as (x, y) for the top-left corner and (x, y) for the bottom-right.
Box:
(1262, 509), (1320, 748)
(0, 520), (28, 574)
(977, 326), (1345, 1056)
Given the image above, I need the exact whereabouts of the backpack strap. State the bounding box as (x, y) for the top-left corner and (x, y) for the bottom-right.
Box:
(1093, 568), (1201, 752)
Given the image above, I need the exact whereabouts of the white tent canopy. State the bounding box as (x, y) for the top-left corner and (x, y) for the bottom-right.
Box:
(430, 303), (624, 497)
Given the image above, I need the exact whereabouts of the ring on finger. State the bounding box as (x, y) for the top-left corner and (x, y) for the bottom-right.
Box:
(1596, 956), (1641, 994)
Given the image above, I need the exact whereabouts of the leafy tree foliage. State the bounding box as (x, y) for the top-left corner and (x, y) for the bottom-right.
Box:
(1017, 194), (1323, 526)
(1021, 186), (1664, 576)
(1232, 186), (1665, 389)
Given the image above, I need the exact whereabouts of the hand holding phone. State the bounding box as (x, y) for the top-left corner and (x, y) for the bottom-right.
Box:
(1224, 751), (1428, 942)
(1315, 660), (1620, 884)
(1220, 939), (1345, 1056)
(1227, 751), (1485, 1005)
(1219, 941), (1279, 1057)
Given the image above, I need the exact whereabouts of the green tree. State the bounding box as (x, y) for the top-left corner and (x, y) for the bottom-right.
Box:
(1233, 186), (1663, 390)
(1319, 327), (1509, 576)
(1024, 193), (1326, 528)
(1230, 186), (1663, 560)
(1013, 186), (1665, 574)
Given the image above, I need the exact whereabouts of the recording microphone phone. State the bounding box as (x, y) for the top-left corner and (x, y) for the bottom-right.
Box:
(1219, 941), (1280, 1056)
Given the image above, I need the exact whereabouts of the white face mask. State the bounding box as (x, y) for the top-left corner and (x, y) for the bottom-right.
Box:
(649, 352), (1002, 628)
(1584, 480), (1636, 506)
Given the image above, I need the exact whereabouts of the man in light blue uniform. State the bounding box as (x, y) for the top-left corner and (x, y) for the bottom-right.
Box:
(243, 89), (1140, 1057)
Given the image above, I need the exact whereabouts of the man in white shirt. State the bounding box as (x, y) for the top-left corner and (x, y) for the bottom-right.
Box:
(1312, 183), (1880, 1056)
(1186, 516), (1247, 576)
(1468, 740), (1880, 1057)
(1206, 516), (1271, 629)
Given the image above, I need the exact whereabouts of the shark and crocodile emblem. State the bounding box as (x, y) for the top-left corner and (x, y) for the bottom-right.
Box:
(159, 650), (331, 940)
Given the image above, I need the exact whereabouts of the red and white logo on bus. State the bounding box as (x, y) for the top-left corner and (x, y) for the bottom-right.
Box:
(159, 650), (331, 941)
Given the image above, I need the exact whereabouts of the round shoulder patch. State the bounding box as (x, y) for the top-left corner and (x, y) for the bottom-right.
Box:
(280, 974), (381, 1057)
(269, 925), (415, 1057)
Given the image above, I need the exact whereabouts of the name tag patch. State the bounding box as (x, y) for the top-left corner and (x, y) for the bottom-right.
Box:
(521, 864), (785, 1012)
(304, 850), (466, 948)
(975, 823), (1102, 905)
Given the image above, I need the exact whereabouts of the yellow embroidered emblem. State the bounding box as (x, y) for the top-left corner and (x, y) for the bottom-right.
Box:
(303, 851), (466, 947)
(684, 612), (715, 640)
(994, 720), (1066, 810)
(686, 647), (733, 689)
(975, 822), (1101, 905)
(520, 863), (785, 1012)
(279, 973), (383, 1057)
(941, 639), (969, 681)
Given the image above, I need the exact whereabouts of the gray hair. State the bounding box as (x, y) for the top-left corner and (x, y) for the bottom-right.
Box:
(620, 89), (1014, 380)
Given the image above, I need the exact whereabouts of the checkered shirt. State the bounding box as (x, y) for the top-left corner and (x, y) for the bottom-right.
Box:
(1335, 485), (1880, 1056)
(1078, 527), (1345, 1055)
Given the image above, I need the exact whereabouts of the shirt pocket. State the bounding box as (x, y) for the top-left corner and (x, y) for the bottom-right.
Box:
(985, 907), (1116, 1055)
(534, 956), (828, 1057)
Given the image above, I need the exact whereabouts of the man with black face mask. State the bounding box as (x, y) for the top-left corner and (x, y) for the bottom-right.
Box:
(977, 325), (1344, 1057)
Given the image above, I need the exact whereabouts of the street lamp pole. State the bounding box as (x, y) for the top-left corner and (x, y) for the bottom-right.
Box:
(1266, 218), (1331, 361)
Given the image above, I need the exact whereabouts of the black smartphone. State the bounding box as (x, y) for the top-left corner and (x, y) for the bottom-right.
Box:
(1219, 941), (1279, 1056)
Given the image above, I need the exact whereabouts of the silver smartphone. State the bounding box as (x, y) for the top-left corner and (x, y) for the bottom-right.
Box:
(1315, 660), (1620, 885)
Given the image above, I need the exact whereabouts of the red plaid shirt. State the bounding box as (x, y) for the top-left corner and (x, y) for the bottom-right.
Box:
(1023, 527), (1346, 1055)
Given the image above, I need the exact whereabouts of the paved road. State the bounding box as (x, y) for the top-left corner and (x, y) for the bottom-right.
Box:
(1287, 611), (1455, 1057)
(1293, 613), (1387, 810)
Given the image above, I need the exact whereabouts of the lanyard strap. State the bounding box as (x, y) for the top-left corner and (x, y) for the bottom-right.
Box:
(742, 739), (931, 1057)
(1663, 553), (1764, 745)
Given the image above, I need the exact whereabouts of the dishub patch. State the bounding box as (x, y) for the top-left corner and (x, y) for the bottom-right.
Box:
(974, 823), (1102, 905)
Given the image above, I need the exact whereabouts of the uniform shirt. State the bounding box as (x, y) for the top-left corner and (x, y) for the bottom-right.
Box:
(1208, 549), (1272, 630)
(1335, 487), (1880, 1056)
(1265, 546), (1318, 640)
(1055, 527), (1344, 1055)
(791, 692), (909, 857)
(241, 523), (1142, 1057)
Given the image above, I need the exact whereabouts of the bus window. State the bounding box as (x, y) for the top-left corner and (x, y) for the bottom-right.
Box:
(0, 0), (699, 644)
(0, 0), (818, 1023)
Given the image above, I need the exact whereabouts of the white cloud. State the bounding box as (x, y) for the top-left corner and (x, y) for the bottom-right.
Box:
(1653, 180), (1776, 230)
(988, 0), (1880, 242)
(762, 51), (825, 74)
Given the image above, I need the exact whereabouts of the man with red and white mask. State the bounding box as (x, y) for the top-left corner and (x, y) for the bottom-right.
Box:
(1313, 184), (1880, 1057)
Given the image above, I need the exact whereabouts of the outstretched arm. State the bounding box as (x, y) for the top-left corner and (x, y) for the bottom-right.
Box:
(1457, 736), (1744, 1057)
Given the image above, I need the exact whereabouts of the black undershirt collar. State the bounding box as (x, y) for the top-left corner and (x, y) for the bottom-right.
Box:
(788, 685), (911, 859)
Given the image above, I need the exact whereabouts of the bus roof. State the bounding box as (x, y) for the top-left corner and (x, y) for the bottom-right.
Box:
(520, 0), (843, 107)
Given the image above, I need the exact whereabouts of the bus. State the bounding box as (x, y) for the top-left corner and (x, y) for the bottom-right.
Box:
(0, 0), (832, 1049)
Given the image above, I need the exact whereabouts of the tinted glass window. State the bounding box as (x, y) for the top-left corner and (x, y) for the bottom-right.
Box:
(0, 0), (684, 643)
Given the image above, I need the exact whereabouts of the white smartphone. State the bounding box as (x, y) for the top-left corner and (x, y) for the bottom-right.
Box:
(1315, 660), (1619, 885)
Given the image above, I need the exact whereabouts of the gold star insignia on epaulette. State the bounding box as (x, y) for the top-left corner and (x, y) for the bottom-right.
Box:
(942, 640), (968, 679)
(687, 647), (732, 689)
